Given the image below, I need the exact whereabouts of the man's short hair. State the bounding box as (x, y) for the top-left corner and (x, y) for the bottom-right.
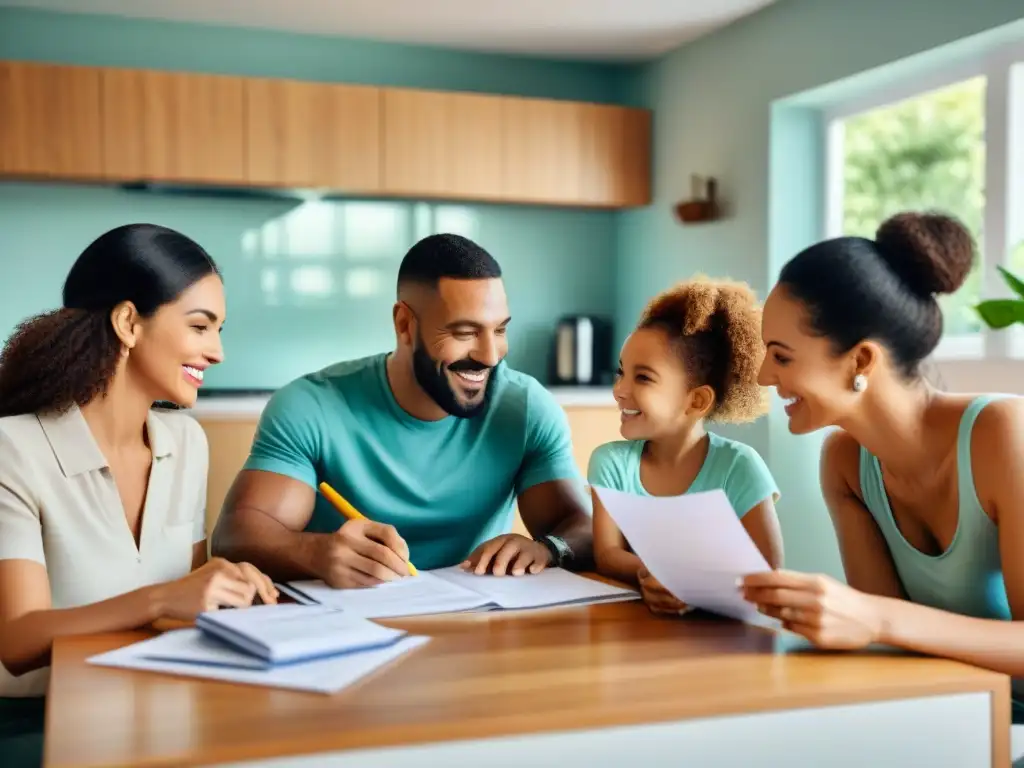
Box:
(397, 234), (502, 295)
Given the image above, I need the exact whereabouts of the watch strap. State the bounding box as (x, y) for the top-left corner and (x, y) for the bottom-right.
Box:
(538, 535), (572, 567)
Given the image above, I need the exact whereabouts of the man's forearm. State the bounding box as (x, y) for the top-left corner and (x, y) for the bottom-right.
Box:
(212, 508), (326, 582)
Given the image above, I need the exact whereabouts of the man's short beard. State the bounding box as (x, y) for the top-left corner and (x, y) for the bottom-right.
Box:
(411, 333), (496, 418)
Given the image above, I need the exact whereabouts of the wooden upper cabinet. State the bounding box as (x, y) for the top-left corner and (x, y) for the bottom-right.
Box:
(502, 97), (585, 205)
(102, 68), (246, 184)
(0, 61), (103, 179)
(381, 89), (504, 200)
(580, 104), (652, 207)
(0, 59), (652, 207)
(246, 78), (381, 191)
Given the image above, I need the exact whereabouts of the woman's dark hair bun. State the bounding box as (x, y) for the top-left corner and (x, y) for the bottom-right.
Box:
(874, 211), (975, 297)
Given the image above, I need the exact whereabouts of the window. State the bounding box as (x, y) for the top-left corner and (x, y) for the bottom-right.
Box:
(825, 47), (1024, 360)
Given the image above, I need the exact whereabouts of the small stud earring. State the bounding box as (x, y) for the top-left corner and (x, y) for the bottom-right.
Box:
(852, 374), (867, 393)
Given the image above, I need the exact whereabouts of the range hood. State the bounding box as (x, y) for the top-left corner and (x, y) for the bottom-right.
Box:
(118, 181), (338, 202)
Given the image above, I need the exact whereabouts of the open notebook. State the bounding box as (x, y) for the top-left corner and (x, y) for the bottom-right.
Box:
(279, 566), (639, 619)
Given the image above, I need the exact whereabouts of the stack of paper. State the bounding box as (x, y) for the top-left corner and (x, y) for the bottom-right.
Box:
(87, 604), (430, 693)
(591, 486), (775, 624)
(279, 565), (639, 619)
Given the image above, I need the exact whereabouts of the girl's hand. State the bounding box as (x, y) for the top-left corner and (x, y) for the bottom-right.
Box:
(638, 566), (691, 616)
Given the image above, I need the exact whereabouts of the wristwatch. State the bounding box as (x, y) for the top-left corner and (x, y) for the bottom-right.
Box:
(538, 534), (573, 568)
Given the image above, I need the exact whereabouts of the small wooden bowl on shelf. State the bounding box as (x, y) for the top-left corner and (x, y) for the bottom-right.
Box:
(675, 175), (721, 224)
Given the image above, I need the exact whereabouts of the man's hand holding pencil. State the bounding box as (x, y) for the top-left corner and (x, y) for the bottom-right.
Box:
(313, 481), (419, 589)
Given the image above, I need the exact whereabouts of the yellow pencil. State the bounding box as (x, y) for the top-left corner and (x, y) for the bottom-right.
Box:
(318, 481), (419, 576)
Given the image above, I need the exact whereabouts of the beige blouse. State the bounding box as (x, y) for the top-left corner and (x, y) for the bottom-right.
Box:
(0, 404), (208, 696)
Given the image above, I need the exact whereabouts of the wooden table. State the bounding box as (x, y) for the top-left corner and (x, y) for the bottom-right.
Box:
(44, 601), (1011, 767)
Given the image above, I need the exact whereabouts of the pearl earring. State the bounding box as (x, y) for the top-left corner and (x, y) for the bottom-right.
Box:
(852, 374), (867, 393)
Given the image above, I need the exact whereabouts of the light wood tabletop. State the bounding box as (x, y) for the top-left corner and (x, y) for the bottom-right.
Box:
(43, 599), (1011, 768)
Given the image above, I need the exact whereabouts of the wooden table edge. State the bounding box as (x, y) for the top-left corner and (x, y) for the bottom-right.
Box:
(44, 645), (1012, 768)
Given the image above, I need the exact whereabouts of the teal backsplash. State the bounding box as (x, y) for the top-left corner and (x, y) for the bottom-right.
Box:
(0, 183), (616, 389)
(0, 8), (626, 389)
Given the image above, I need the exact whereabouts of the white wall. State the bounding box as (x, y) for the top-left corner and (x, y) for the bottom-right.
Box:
(934, 359), (1024, 393)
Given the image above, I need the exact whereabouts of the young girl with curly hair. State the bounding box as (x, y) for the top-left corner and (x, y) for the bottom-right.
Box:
(589, 276), (783, 614)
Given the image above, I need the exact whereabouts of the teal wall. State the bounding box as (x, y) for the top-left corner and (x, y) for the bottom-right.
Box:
(619, 0), (1024, 577)
(0, 8), (627, 388)
(0, 8), (626, 100)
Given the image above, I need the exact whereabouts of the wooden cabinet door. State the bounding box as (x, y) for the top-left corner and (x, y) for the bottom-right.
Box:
(580, 104), (652, 207)
(381, 88), (450, 197)
(102, 68), (246, 184)
(0, 61), (103, 179)
(502, 97), (584, 205)
(246, 78), (381, 192)
(382, 89), (504, 200)
(449, 92), (504, 200)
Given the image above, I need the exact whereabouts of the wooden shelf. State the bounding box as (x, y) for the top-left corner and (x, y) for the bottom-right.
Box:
(0, 59), (652, 209)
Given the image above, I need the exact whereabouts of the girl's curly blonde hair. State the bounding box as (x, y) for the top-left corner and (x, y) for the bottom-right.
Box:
(638, 275), (769, 424)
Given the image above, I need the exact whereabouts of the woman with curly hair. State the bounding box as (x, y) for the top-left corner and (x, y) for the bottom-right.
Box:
(589, 277), (783, 614)
(0, 224), (276, 767)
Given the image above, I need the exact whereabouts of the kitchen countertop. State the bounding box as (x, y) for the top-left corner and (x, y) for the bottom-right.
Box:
(177, 386), (616, 419)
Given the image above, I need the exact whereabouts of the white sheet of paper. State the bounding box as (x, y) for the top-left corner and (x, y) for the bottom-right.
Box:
(87, 629), (430, 694)
(592, 486), (771, 622)
(431, 566), (639, 610)
(282, 572), (489, 618)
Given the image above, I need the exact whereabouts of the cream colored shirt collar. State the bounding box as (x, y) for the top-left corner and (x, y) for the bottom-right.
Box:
(39, 404), (175, 478)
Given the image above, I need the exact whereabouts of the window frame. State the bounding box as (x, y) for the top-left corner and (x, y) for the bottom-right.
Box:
(822, 40), (1024, 362)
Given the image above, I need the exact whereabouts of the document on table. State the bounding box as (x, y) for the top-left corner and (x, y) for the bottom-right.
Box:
(194, 603), (407, 665)
(280, 572), (488, 618)
(431, 565), (639, 610)
(87, 629), (430, 694)
(592, 486), (772, 623)
(281, 566), (638, 619)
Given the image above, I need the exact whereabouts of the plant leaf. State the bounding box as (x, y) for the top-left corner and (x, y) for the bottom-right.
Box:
(997, 265), (1024, 300)
(975, 299), (1024, 329)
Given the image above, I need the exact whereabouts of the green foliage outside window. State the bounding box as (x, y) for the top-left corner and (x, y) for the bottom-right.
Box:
(840, 76), (986, 336)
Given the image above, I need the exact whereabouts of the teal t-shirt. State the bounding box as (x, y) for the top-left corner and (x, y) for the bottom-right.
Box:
(242, 353), (582, 569)
(587, 433), (779, 517)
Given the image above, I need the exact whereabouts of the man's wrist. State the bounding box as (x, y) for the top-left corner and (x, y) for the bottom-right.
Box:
(302, 532), (335, 581)
(536, 534), (572, 568)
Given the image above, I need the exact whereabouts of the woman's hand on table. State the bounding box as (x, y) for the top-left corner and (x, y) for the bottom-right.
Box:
(155, 558), (278, 621)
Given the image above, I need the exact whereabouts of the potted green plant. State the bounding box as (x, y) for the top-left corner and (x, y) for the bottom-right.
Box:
(975, 266), (1024, 329)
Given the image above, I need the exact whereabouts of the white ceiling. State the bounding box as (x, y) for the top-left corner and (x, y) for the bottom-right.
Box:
(0, 0), (776, 61)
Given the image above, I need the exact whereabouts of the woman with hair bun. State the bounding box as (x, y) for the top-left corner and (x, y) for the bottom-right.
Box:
(743, 210), (1024, 721)
(0, 224), (275, 766)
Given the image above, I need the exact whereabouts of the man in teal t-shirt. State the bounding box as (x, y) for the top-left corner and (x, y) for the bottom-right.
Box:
(212, 234), (593, 586)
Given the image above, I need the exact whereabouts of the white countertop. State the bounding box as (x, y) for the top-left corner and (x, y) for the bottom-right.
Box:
(181, 386), (615, 419)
